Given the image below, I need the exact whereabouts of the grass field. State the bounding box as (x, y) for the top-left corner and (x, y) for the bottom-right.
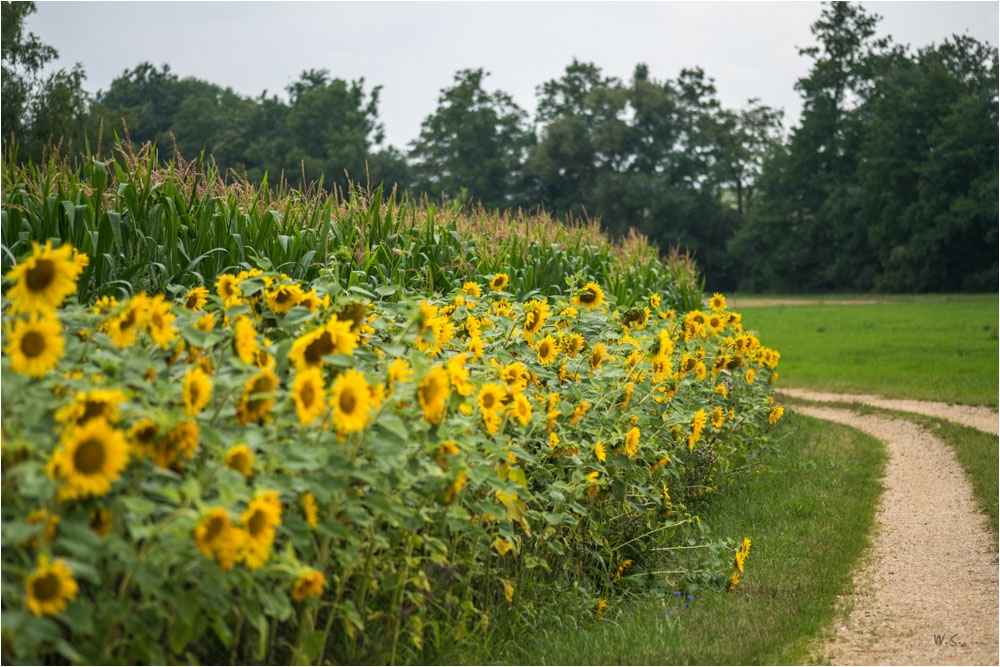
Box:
(445, 413), (886, 665)
(734, 294), (998, 407)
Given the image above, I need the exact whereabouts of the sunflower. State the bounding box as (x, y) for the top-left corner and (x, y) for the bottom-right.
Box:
(145, 295), (177, 349)
(522, 300), (549, 339)
(183, 366), (212, 417)
(293, 367), (327, 426)
(768, 406), (784, 424)
(417, 366), (450, 424)
(707, 313), (725, 335)
(265, 283), (304, 315)
(711, 407), (725, 429)
(622, 307), (651, 329)
(624, 426), (640, 458)
(466, 335), (484, 361)
(589, 342), (607, 372)
(302, 493), (319, 530)
(233, 316), (259, 364)
(215, 273), (242, 306)
(490, 273), (509, 291)
(236, 369), (279, 425)
(92, 295), (118, 314)
(463, 281), (482, 297)
(689, 409), (707, 451)
(291, 570), (326, 601)
(52, 418), (129, 500)
(535, 334), (560, 366)
(289, 318), (358, 370)
(298, 289), (325, 313)
(509, 393), (532, 426)
(709, 293), (727, 312)
(501, 362), (530, 394)
(240, 492), (282, 570)
(195, 312), (216, 333)
(573, 282), (604, 310)
(25, 556), (78, 617)
(387, 358), (413, 394)
(6, 241), (83, 314)
(745, 369), (755, 385)
(224, 444), (255, 477)
(330, 369), (373, 433)
(5, 312), (64, 377)
(126, 418), (158, 457)
(105, 294), (149, 348)
(477, 382), (507, 414)
(195, 508), (243, 570)
(153, 421), (200, 469)
(184, 286), (209, 310)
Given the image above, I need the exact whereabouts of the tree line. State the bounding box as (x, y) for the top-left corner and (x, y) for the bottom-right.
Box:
(3, 1), (997, 292)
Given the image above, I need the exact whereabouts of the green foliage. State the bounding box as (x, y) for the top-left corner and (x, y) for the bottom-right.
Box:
(0, 141), (699, 310)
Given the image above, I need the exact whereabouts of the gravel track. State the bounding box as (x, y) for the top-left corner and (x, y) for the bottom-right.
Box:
(790, 404), (999, 666)
(777, 388), (999, 435)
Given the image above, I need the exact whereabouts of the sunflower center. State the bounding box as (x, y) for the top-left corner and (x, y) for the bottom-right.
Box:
(20, 331), (46, 358)
(135, 424), (157, 443)
(151, 313), (164, 329)
(578, 290), (596, 304)
(189, 385), (201, 406)
(203, 515), (226, 542)
(482, 393), (496, 410)
(186, 294), (199, 309)
(247, 509), (267, 537)
(339, 389), (357, 415)
(31, 572), (61, 601)
(81, 401), (107, 422)
(304, 332), (334, 364)
(300, 383), (315, 407)
(26, 259), (56, 292)
(120, 309), (137, 331)
(539, 342), (551, 358)
(276, 290), (291, 304)
(74, 438), (106, 474)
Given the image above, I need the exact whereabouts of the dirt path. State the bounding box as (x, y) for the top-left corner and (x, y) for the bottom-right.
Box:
(790, 404), (999, 665)
(777, 388), (999, 435)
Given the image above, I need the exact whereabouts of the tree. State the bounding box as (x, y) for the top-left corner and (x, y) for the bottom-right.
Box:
(409, 68), (533, 210)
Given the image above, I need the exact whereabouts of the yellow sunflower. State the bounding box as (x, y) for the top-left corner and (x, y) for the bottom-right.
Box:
(522, 300), (549, 339)
(463, 281), (482, 297)
(710, 293), (727, 312)
(52, 418), (129, 500)
(240, 492), (282, 570)
(104, 294), (149, 348)
(194, 508), (243, 570)
(236, 369), (279, 425)
(302, 493), (319, 530)
(25, 555), (79, 617)
(233, 316), (259, 364)
(5, 312), (64, 377)
(224, 444), (255, 477)
(501, 362), (530, 394)
(711, 407), (725, 428)
(184, 286), (209, 310)
(573, 282), (604, 310)
(265, 283), (304, 315)
(183, 366), (212, 417)
(768, 406), (784, 424)
(509, 393), (532, 426)
(289, 318), (358, 370)
(387, 357), (413, 394)
(145, 294), (177, 349)
(215, 273), (242, 306)
(490, 273), (509, 291)
(707, 313), (725, 335)
(6, 241), (83, 314)
(624, 426), (640, 458)
(292, 570), (326, 601)
(689, 409), (707, 451)
(126, 418), (158, 457)
(330, 369), (373, 433)
(293, 366), (327, 425)
(535, 334), (560, 365)
(477, 382), (507, 414)
(417, 366), (450, 424)
(589, 342), (607, 372)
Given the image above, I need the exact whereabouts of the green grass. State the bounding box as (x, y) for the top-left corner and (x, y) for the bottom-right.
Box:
(448, 413), (886, 665)
(736, 295), (998, 406)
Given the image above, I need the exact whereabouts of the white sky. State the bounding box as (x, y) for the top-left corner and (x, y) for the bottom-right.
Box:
(27, 1), (1000, 150)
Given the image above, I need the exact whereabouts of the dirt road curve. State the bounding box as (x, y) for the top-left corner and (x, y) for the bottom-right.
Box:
(777, 388), (999, 435)
(791, 405), (999, 666)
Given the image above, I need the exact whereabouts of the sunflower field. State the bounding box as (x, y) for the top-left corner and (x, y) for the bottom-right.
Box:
(1, 151), (781, 665)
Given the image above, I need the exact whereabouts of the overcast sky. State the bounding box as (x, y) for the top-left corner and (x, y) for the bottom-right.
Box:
(27, 1), (1000, 149)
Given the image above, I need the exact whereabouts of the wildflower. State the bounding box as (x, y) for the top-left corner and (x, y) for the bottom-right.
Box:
(5, 312), (64, 377)
(25, 556), (78, 616)
(6, 241), (83, 313)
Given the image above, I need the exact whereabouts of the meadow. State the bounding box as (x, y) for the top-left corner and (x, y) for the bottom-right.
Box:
(734, 295), (998, 407)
